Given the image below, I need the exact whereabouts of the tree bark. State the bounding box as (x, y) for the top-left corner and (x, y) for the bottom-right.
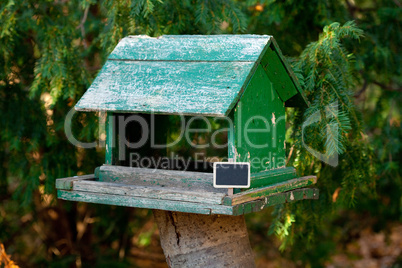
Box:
(153, 210), (255, 268)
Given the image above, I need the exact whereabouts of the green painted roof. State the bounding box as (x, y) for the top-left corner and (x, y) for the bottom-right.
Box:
(75, 35), (306, 116)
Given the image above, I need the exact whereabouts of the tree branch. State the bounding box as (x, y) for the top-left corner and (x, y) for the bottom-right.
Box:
(355, 79), (368, 97)
(77, 6), (90, 49)
(373, 81), (402, 92)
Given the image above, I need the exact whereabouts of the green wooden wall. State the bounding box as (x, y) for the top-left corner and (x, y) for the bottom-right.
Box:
(232, 64), (286, 174)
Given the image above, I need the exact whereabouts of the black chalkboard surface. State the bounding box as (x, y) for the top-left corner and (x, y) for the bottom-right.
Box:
(213, 162), (250, 188)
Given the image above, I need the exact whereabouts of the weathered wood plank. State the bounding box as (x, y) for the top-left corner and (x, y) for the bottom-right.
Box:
(55, 174), (95, 190)
(265, 187), (319, 207)
(250, 167), (296, 189)
(97, 165), (226, 193)
(72, 180), (226, 205)
(232, 199), (265, 215)
(57, 190), (234, 215)
(224, 176), (317, 206)
(232, 188), (319, 215)
(109, 35), (271, 62)
(75, 60), (255, 116)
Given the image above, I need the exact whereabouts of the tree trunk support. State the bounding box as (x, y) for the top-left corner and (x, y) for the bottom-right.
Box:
(153, 210), (255, 268)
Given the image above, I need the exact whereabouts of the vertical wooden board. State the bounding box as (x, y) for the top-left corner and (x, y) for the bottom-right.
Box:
(227, 112), (236, 161)
(261, 47), (298, 103)
(105, 112), (117, 165)
(227, 112), (243, 194)
(233, 64), (286, 174)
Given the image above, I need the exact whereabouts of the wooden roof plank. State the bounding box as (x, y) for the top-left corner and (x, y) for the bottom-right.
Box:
(75, 60), (255, 116)
(109, 35), (271, 62)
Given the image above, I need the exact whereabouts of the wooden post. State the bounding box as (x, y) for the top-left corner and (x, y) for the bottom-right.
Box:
(228, 188), (234, 196)
(153, 210), (255, 268)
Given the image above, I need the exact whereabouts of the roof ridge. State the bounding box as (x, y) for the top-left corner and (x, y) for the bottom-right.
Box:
(107, 59), (256, 63)
(126, 34), (272, 39)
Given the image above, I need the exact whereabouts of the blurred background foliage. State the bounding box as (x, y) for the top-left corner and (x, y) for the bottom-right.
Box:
(0, 0), (401, 267)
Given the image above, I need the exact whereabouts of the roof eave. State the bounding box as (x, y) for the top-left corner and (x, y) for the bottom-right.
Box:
(74, 106), (229, 118)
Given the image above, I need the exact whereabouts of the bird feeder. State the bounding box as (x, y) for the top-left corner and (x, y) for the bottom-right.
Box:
(56, 35), (319, 216)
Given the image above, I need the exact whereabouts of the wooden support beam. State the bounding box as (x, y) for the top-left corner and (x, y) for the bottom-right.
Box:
(250, 167), (296, 189)
(58, 190), (233, 215)
(224, 176), (317, 206)
(232, 188), (319, 215)
(55, 174), (95, 190)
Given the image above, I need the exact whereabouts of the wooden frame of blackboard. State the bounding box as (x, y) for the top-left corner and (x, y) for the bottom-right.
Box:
(213, 162), (250, 189)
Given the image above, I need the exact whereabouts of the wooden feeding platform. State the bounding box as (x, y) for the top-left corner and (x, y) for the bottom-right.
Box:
(57, 165), (318, 215)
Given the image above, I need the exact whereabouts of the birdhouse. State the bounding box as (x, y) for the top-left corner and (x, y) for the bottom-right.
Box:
(56, 35), (318, 215)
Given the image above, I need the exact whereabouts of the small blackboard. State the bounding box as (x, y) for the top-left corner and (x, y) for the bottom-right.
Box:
(213, 162), (250, 188)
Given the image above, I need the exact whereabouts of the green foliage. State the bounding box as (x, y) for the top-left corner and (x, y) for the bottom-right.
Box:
(268, 204), (295, 251)
(0, 0), (400, 267)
